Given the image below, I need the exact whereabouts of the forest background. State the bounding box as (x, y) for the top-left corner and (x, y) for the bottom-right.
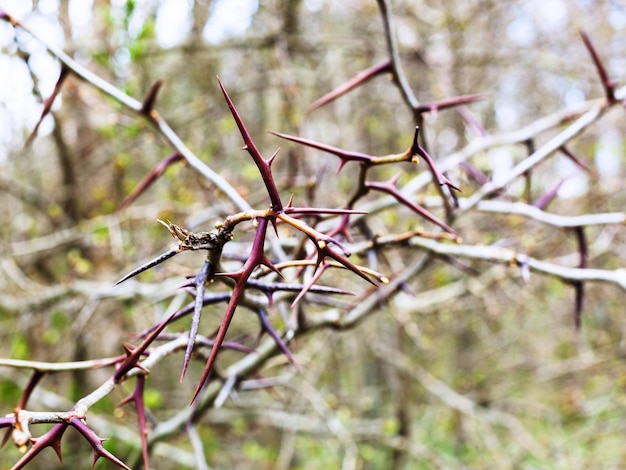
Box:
(0, 0), (626, 469)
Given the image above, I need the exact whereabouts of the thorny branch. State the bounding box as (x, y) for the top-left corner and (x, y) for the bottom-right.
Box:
(0, 10), (250, 212)
(0, 4), (624, 470)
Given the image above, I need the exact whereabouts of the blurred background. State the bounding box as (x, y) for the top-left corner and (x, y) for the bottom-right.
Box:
(1, 0), (625, 468)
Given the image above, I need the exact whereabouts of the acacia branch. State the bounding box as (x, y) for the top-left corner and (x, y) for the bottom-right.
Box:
(477, 201), (625, 228)
(400, 93), (624, 197)
(461, 100), (607, 212)
(376, 0), (419, 112)
(406, 237), (626, 291)
(1, 14), (250, 212)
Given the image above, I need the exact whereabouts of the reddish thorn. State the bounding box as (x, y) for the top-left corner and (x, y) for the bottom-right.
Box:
(308, 60), (392, 111)
(218, 77), (284, 212)
(119, 152), (184, 209)
(415, 94), (489, 114)
(560, 146), (591, 173)
(459, 162), (491, 185)
(268, 148), (280, 166)
(140, 79), (164, 116)
(532, 176), (568, 209)
(389, 172), (402, 186)
(579, 30), (615, 102)
(25, 66), (70, 148)
(268, 130), (372, 169)
(271, 218), (279, 237)
(0, 10), (19, 26)
(574, 282), (584, 330)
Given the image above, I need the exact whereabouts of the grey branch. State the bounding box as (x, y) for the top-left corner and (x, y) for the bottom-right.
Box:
(477, 200), (625, 227)
(407, 237), (626, 291)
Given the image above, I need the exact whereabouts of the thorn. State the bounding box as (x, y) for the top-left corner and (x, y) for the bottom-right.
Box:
(113, 249), (179, 286)
(119, 152), (183, 209)
(574, 282), (584, 330)
(414, 93), (489, 114)
(560, 146), (592, 173)
(70, 417), (131, 469)
(389, 172), (402, 186)
(25, 66), (70, 148)
(257, 308), (300, 371)
(0, 10), (20, 27)
(140, 79), (164, 116)
(271, 218), (279, 237)
(268, 148), (280, 165)
(411, 126), (420, 156)
(218, 78), (284, 212)
(336, 159), (348, 174)
(260, 254), (283, 278)
(308, 60), (392, 111)
(579, 30), (616, 102)
(181, 261), (210, 382)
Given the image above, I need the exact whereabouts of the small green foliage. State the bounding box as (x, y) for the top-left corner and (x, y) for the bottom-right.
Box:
(43, 310), (67, 345)
(98, 123), (118, 140)
(137, 18), (155, 41)
(242, 440), (277, 464)
(114, 152), (131, 170)
(123, 0), (135, 30)
(292, 438), (341, 469)
(382, 418), (400, 435)
(128, 42), (146, 62)
(92, 223), (110, 244)
(359, 443), (388, 467)
(143, 388), (162, 409)
(42, 328), (60, 346)
(10, 334), (29, 360)
(219, 115), (237, 135)
(67, 248), (93, 276)
(91, 48), (111, 68)
(231, 416), (249, 436)
(0, 379), (22, 403)
(122, 121), (145, 139)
